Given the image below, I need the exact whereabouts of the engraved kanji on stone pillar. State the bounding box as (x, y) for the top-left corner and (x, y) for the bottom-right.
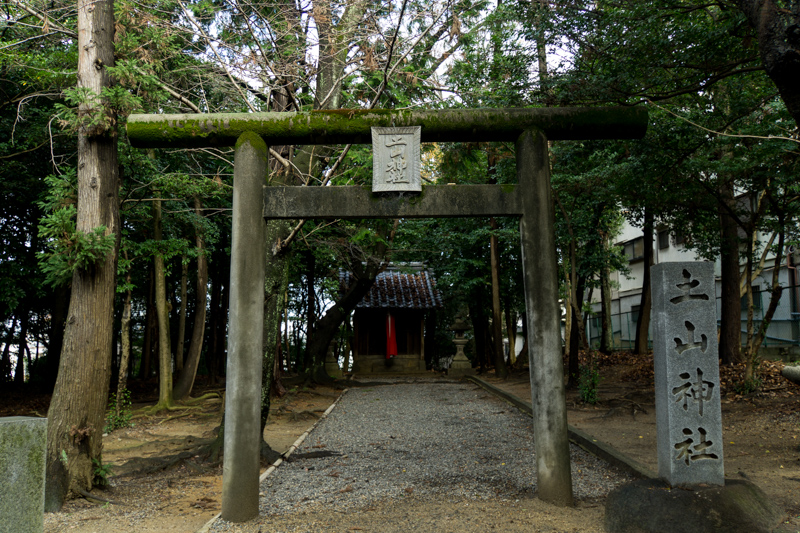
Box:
(371, 127), (421, 193)
(652, 262), (724, 487)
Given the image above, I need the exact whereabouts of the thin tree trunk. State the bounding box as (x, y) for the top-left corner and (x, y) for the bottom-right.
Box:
(15, 308), (29, 384)
(1, 316), (17, 382)
(744, 221), (786, 381)
(140, 268), (156, 380)
(303, 250), (316, 374)
(634, 212), (654, 354)
(719, 182), (742, 364)
(489, 217), (509, 378)
(117, 275), (132, 416)
(173, 198), (210, 401)
(45, 0), (119, 509)
(175, 255), (188, 372)
(153, 196), (173, 409)
(599, 234), (613, 355)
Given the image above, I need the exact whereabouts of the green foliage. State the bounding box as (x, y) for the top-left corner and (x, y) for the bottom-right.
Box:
(37, 170), (116, 287)
(55, 84), (143, 134)
(104, 389), (133, 433)
(578, 363), (600, 405)
(91, 457), (114, 488)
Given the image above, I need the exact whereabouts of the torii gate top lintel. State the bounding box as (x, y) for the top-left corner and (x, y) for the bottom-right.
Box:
(126, 106), (647, 148)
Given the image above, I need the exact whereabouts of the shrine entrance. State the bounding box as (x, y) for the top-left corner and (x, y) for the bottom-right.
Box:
(127, 106), (647, 522)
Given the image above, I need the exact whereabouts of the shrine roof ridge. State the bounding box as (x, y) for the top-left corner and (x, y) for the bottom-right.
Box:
(126, 106), (648, 149)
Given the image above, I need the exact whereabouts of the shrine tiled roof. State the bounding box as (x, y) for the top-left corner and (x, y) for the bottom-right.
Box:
(340, 267), (443, 310)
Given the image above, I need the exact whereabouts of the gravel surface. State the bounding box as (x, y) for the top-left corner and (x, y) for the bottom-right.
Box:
(208, 379), (632, 532)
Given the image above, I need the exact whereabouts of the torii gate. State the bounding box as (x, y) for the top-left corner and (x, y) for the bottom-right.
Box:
(127, 107), (647, 522)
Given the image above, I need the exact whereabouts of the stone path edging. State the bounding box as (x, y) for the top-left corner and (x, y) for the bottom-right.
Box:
(466, 376), (657, 480)
(196, 389), (350, 533)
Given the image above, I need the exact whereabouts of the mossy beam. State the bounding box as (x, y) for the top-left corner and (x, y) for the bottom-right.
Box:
(263, 185), (524, 219)
(126, 107), (648, 148)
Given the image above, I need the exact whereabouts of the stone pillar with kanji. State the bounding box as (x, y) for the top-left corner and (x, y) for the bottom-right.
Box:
(652, 262), (724, 487)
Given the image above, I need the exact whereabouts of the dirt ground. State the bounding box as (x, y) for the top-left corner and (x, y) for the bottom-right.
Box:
(2, 353), (796, 532)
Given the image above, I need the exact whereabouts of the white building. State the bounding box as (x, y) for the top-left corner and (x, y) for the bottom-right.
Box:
(586, 222), (800, 358)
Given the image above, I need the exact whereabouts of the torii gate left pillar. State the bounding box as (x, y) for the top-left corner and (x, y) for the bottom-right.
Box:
(127, 107), (647, 522)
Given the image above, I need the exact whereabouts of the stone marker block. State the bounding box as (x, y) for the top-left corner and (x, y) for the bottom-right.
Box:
(0, 417), (47, 533)
(371, 127), (421, 193)
(652, 262), (724, 487)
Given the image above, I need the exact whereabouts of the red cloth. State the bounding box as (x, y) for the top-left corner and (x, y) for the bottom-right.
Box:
(386, 312), (397, 359)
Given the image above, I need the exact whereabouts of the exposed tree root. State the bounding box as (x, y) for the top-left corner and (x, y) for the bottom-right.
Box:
(77, 488), (121, 505)
(157, 412), (194, 425)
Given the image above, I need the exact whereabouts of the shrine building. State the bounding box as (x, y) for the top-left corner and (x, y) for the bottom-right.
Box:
(342, 264), (442, 374)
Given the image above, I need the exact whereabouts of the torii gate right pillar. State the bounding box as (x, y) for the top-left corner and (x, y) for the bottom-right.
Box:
(517, 128), (573, 506)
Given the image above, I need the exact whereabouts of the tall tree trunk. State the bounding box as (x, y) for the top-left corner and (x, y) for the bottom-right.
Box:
(489, 217), (509, 378)
(470, 293), (490, 374)
(303, 250), (316, 374)
(175, 255), (188, 372)
(140, 268), (156, 380)
(117, 277), (132, 417)
(744, 219), (786, 381)
(734, 0), (800, 128)
(45, 0), (119, 509)
(153, 196), (173, 409)
(634, 211), (654, 355)
(567, 276), (586, 388)
(173, 198), (209, 401)
(1, 316), (17, 382)
(15, 307), (29, 384)
(207, 253), (223, 384)
(424, 310), (437, 370)
(599, 234), (613, 355)
(719, 182), (742, 365)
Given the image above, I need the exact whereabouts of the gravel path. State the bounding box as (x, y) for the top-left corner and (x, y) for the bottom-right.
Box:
(208, 379), (632, 532)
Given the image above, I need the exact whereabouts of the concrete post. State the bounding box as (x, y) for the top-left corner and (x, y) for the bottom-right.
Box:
(516, 128), (574, 506)
(0, 417), (46, 533)
(222, 132), (268, 522)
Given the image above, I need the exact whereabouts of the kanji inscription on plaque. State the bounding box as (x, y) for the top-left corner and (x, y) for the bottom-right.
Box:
(652, 262), (724, 487)
(371, 127), (421, 193)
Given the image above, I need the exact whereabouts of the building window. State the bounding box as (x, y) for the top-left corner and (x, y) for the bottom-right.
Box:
(630, 305), (640, 324)
(741, 286), (762, 311)
(624, 237), (645, 262)
(674, 232), (685, 246)
(657, 230), (670, 250)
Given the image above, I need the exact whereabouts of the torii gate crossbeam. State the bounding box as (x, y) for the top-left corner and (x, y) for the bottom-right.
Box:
(127, 107), (647, 523)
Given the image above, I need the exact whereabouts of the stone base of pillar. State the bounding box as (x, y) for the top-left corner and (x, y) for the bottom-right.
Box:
(605, 478), (781, 533)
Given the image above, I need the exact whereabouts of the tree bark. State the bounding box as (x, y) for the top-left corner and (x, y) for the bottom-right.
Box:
(45, 0), (119, 509)
(140, 268), (156, 380)
(735, 0), (800, 128)
(303, 250), (316, 374)
(599, 234), (613, 355)
(14, 306), (28, 384)
(175, 255), (188, 372)
(1, 317), (17, 382)
(634, 211), (654, 355)
(489, 217), (509, 377)
(117, 268), (132, 416)
(719, 182), (742, 364)
(153, 196), (174, 409)
(173, 199), (209, 401)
